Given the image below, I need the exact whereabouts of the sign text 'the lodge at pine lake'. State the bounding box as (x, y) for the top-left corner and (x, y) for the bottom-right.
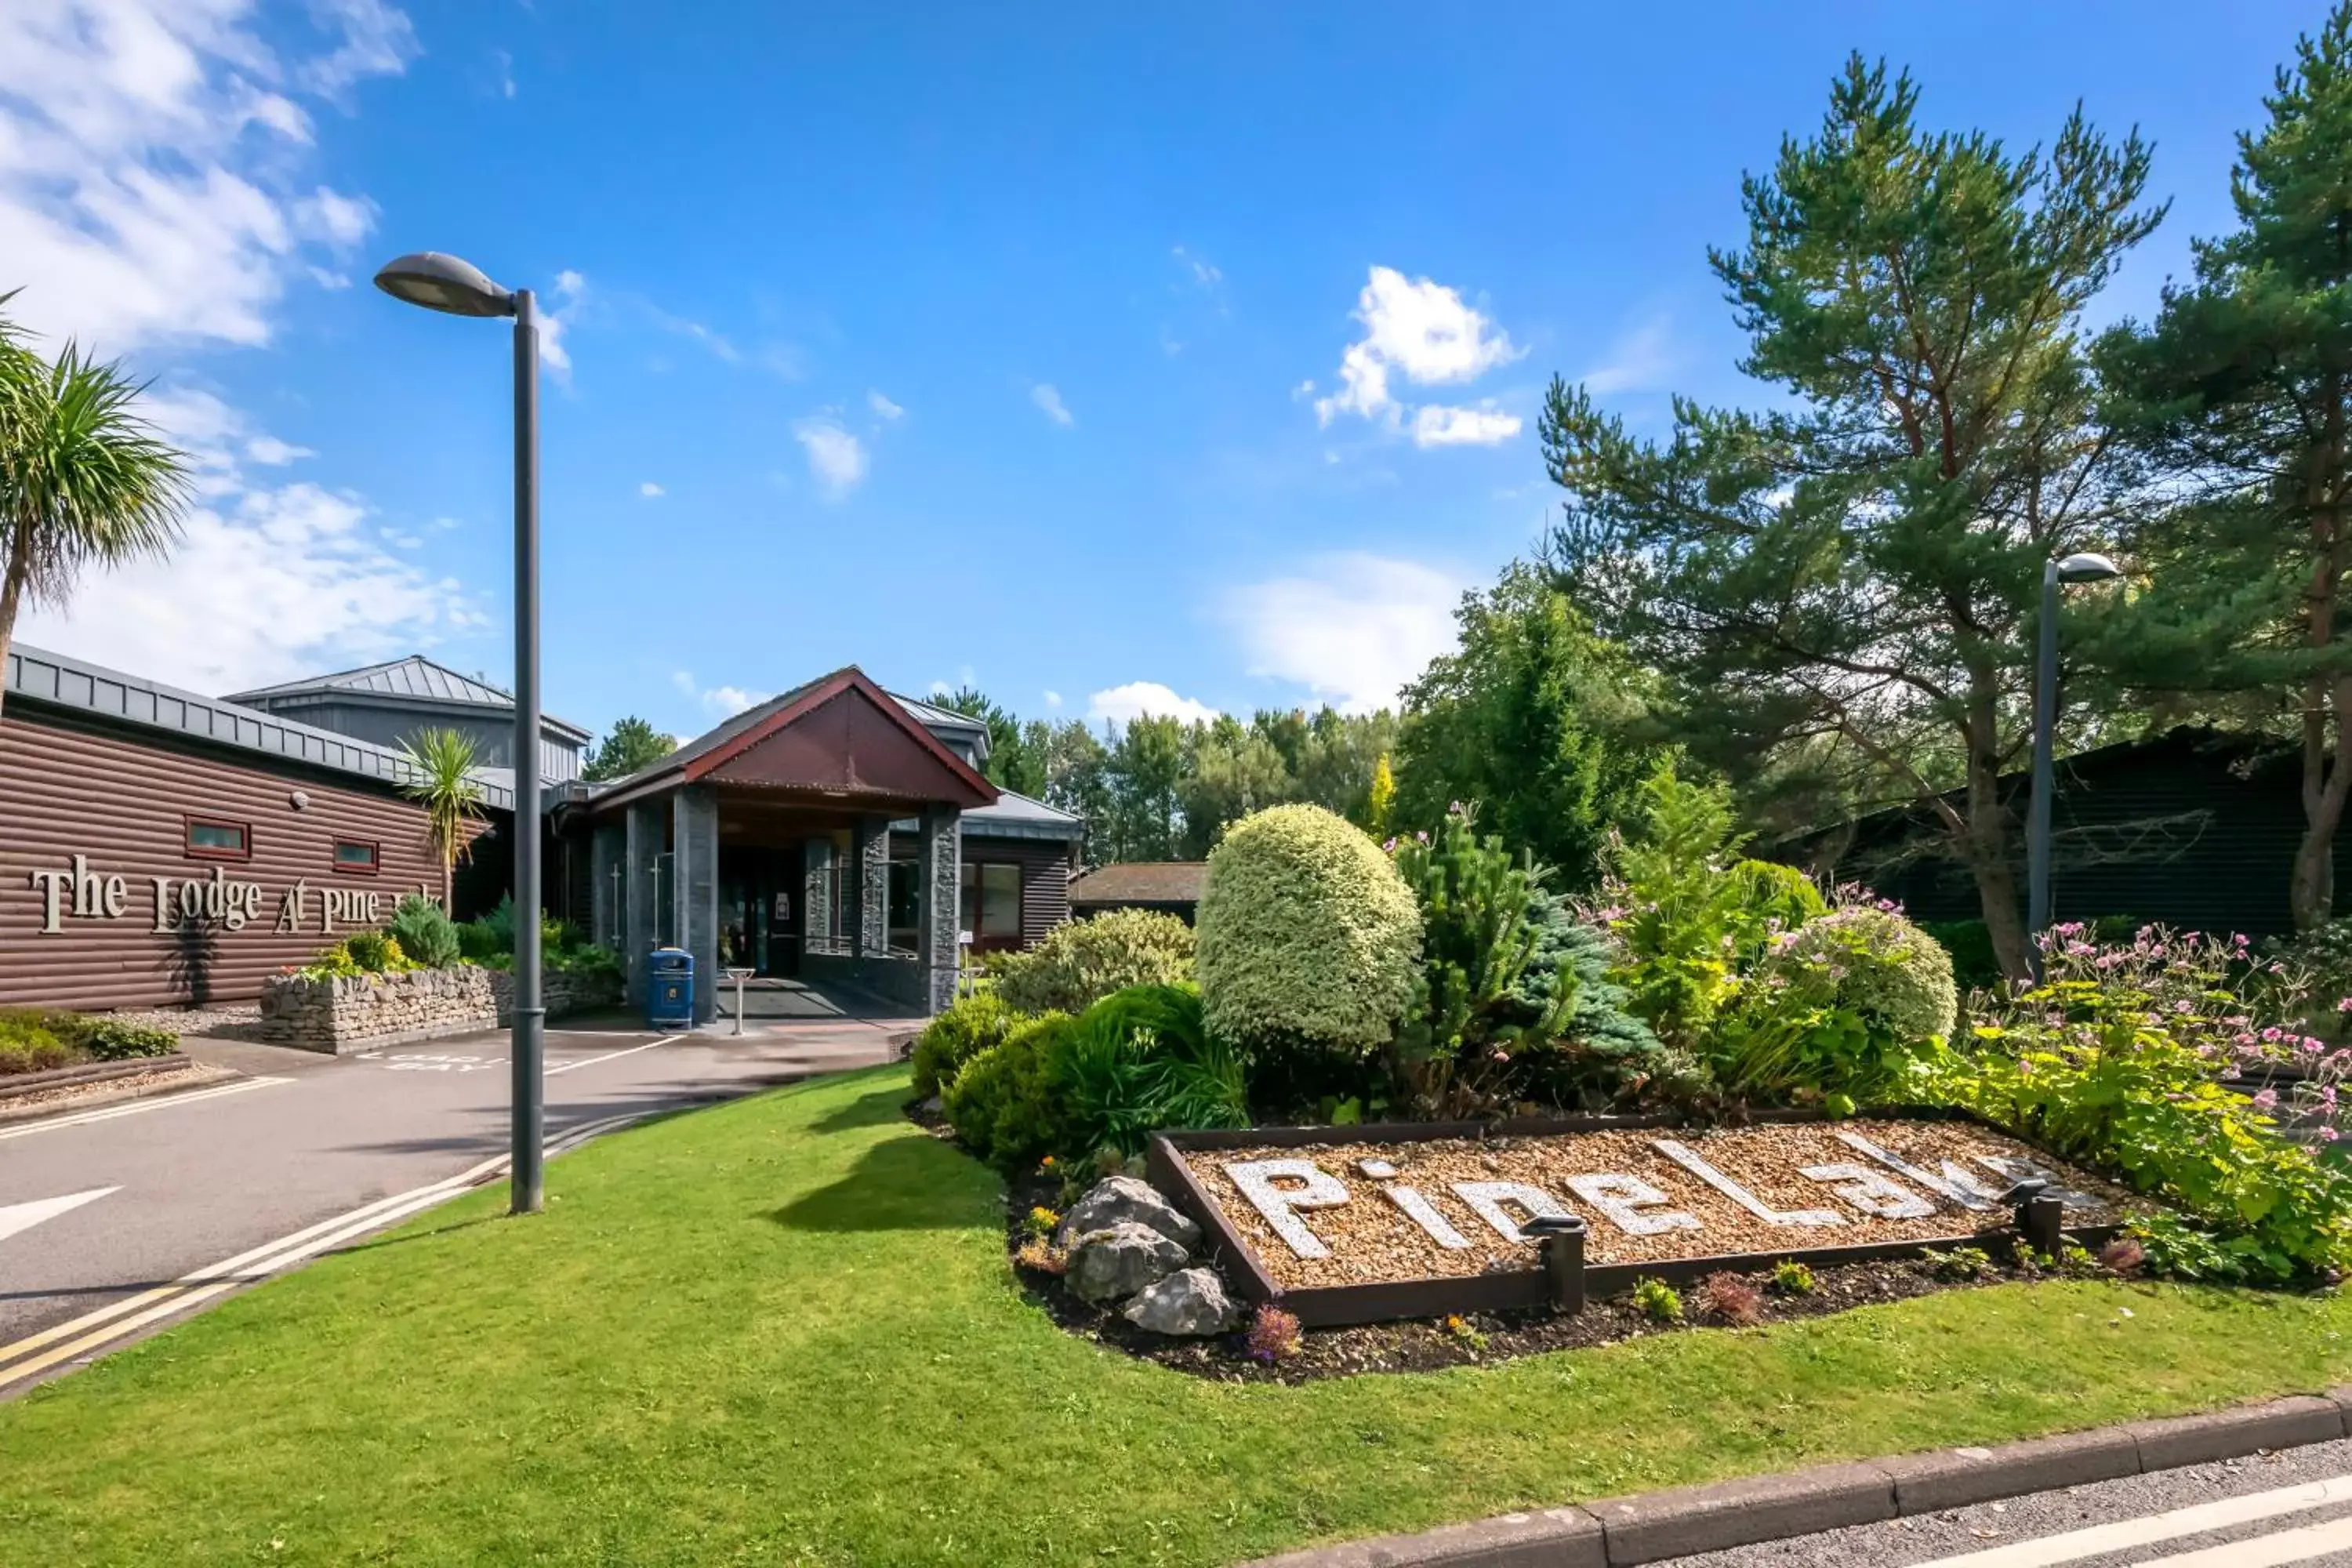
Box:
(22, 853), (436, 938)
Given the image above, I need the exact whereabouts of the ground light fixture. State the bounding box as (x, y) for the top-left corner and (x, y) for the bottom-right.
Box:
(373, 250), (547, 1216)
(2026, 550), (2125, 983)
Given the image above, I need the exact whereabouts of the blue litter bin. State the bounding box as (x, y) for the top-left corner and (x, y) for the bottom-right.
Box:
(648, 946), (694, 1029)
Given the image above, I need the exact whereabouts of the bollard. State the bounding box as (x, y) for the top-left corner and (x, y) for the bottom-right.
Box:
(1524, 1214), (1588, 1316)
(2022, 1192), (2067, 1258)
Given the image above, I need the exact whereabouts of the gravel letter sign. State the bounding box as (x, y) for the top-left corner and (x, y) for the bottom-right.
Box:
(1152, 1118), (2132, 1326)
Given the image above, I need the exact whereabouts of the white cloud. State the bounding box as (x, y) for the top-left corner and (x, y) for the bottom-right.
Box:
(492, 49), (517, 100)
(1411, 402), (1523, 448)
(0, 0), (411, 355)
(244, 434), (314, 465)
(535, 269), (585, 379)
(867, 389), (904, 420)
(1031, 383), (1073, 426)
(702, 685), (768, 718)
(1225, 553), (1465, 713)
(793, 416), (868, 499)
(1312, 266), (1523, 439)
(1579, 316), (1676, 396)
(1087, 681), (1218, 727)
(1173, 245), (1221, 288)
(639, 481), (664, 498)
(22, 480), (487, 695)
(1043, 690), (1063, 710)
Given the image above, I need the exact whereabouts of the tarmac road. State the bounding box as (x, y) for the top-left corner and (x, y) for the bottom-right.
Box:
(0, 1016), (905, 1394)
(1659, 1437), (2352, 1567)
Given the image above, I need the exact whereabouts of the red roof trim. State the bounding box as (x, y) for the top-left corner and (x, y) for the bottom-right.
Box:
(680, 666), (1000, 803)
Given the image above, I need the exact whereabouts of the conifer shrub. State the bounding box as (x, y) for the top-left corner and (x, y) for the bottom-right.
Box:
(1196, 804), (1422, 1059)
(910, 991), (1022, 1099)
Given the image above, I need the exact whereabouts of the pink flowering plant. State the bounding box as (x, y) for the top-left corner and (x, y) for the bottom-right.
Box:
(1941, 923), (2352, 1284)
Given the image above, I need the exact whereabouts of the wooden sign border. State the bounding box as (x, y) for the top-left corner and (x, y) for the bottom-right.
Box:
(1145, 1109), (2123, 1328)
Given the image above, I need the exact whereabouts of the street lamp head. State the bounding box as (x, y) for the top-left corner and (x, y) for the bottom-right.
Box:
(373, 252), (516, 318)
(2055, 551), (2123, 584)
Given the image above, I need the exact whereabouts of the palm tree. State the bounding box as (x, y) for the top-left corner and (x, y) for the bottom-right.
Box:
(399, 727), (487, 912)
(0, 295), (189, 720)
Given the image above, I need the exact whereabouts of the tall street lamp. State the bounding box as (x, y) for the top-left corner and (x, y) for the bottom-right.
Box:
(2026, 550), (2124, 983)
(373, 252), (546, 1214)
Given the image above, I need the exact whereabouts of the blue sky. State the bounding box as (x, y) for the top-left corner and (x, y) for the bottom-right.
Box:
(5, 1), (2334, 746)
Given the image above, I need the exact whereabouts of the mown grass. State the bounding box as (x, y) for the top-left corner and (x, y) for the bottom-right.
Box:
(2, 1065), (2347, 1566)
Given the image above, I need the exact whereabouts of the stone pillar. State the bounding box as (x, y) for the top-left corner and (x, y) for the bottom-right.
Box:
(851, 817), (889, 959)
(916, 806), (962, 1014)
(590, 822), (625, 951)
(673, 786), (720, 1024)
(801, 837), (835, 955)
(623, 797), (663, 1007)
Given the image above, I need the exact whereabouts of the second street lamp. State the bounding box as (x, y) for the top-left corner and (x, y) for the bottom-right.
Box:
(372, 250), (547, 1216)
(2025, 550), (2125, 984)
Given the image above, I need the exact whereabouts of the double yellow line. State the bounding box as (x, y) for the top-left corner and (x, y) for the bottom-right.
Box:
(0, 1109), (644, 1393)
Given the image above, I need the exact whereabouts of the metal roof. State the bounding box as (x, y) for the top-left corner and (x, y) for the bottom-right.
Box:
(6, 641), (516, 811)
(898, 788), (1083, 844)
(226, 654), (590, 742)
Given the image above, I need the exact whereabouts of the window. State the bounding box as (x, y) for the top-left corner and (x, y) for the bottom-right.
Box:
(960, 861), (1024, 949)
(184, 817), (250, 862)
(332, 839), (380, 875)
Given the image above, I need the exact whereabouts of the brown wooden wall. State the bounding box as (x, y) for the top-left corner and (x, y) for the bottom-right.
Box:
(1, 706), (448, 1011)
(967, 837), (1073, 947)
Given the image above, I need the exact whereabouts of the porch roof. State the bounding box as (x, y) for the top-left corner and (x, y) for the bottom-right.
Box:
(586, 666), (997, 815)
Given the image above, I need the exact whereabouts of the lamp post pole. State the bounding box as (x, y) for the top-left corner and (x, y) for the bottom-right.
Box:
(2026, 560), (2062, 986)
(2024, 552), (2124, 985)
(510, 288), (545, 1214)
(372, 252), (546, 1216)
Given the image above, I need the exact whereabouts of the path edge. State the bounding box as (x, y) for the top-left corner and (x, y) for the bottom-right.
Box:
(1233, 1388), (2352, 1568)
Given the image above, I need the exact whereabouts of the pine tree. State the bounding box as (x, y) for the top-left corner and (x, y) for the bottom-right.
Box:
(1545, 57), (2160, 978)
(2098, 2), (2352, 927)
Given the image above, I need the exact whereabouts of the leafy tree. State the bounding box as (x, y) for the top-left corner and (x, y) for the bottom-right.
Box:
(937, 685), (1048, 795)
(1392, 563), (1661, 891)
(582, 716), (675, 782)
(1177, 716), (1294, 858)
(1042, 718), (1112, 837)
(1544, 58), (2161, 979)
(398, 727), (487, 911)
(0, 296), (187, 722)
(1106, 713), (1185, 860)
(2097, 4), (2352, 927)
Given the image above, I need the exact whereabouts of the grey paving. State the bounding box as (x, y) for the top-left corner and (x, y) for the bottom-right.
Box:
(1656, 1436), (2352, 1567)
(0, 1017), (904, 1362)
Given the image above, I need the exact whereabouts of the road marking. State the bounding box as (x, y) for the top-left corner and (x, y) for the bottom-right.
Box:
(0, 1075), (291, 1142)
(1914, 1473), (2352, 1566)
(0, 1186), (118, 1245)
(546, 1035), (677, 1076)
(2136, 1512), (2352, 1565)
(0, 1109), (655, 1392)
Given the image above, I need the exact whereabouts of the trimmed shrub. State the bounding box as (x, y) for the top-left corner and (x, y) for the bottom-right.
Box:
(73, 1019), (177, 1061)
(910, 991), (1023, 1099)
(989, 909), (1196, 1016)
(943, 1012), (1080, 1172)
(1760, 906), (1957, 1045)
(388, 894), (462, 970)
(0, 1013), (73, 1076)
(1726, 860), (1827, 960)
(1196, 804), (1422, 1058)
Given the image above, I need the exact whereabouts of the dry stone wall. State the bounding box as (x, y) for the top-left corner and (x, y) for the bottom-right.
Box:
(256, 967), (495, 1054)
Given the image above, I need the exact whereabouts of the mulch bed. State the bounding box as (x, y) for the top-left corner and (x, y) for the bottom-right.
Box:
(904, 1101), (2143, 1384)
(989, 1158), (2128, 1384)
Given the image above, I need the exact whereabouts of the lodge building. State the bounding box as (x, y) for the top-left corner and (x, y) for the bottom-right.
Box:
(2, 644), (1082, 1020)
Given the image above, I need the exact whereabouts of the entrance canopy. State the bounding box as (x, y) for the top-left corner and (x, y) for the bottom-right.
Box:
(579, 667), (999, 1022)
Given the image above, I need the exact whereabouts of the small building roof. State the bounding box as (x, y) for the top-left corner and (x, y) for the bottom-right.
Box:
(6, 641), (515, 811)
(226, 655), (590, 742)
(1067, 861), (1207, 907)
(898, 788), (1081, 844)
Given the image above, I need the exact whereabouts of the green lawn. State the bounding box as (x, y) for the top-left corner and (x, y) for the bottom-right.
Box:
(4, 1068), (2348, 1567)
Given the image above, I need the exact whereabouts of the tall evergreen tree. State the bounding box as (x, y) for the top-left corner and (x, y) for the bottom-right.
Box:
(1544, 57), (2160, 978)
(582, 716), (676, 782)
(1392, 563), (1661, 889)
(2098, 3), (2352, 928)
